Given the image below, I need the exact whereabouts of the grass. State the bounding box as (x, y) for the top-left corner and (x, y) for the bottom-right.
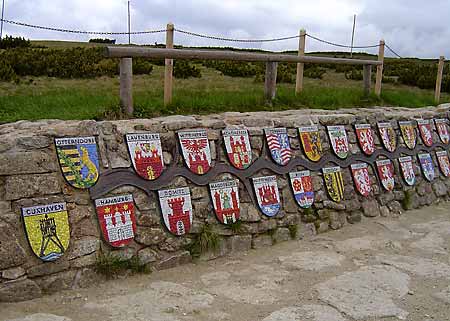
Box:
(1, 64), (449, 123)
(288, 224), (298, 239)
(94, 252), (150, 278)
(187, 223), (221, 258)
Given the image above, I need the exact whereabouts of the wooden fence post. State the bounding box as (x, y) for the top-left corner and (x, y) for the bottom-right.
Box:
(374, 39), (385, 97)
(120, 58), (133, 115)
(295, 29), (306, 95)
(435, 56), (445, 103)
(264, 62), (278, 103)
(363, 65), (372, 97)
(164, 23), (174, 106)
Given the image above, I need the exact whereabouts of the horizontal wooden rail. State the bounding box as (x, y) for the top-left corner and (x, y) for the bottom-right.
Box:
(105, 47), (382, 66)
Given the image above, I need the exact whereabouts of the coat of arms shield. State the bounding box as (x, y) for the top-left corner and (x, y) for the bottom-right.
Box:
(178, 130), (211, 175)
(265, 128), (292, 166)
(417, 119), (433, 147)
(355, 124), (375, 156)
(436, 150), (450, 177)
(253, 176), (281, 217)
(158, 187), (193, 236)
(418, 153), (435, 181)
(22, 203), (70, 262)
(55, 137), (99, 189)
(398, 156), (416, 186)
(322, 166), (345, 202)
(398, 121), (417, 150)
(289, 170), (314, 208)
(376, 159), (395, 191)
(298, 125), (323, 162)
(434, 119), (449, 145)
(377, 123), (397, 152)
(222, 129), (252, 169)
(327, 126), (349, 159)
(125, 133), (164, 180)
(350, 163), (372, 197)
(209, 180), (240, 224)
(95, 194), (136, 247)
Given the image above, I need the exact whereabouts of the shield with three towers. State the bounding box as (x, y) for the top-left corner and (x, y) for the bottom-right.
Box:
(178, 130), (211, 175)
(417, 119), (433, 147)
(253, 176), (281, 217)
(327, 126), (349, 159)
(351, 163), (372, 197)
(209, 180), (240, 225)
(265, 128), (292, 166)
(435, 119), (449, 145)
(322, 166), (345, 202)
(398, 156), (416, 186)
(436, 150), (450, 177)
(298, 125), (323, 162)
(355, 124), (375, 156)
(158, 187), (193, 236)
(126, 133), (164, 180)
(377, 123), (397, 152)
(418, 153), (435, 182)
(398, 121), (417, 150)
(289, 170), (314, 208)
(376, 159), (395, 191)
(222, 129), (252, 169)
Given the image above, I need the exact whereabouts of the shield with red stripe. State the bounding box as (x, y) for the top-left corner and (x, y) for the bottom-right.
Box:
(355, 124), (375, 155)
(417, 119), (433, 147)
(351, 163), (372, 197)
(265, 128), (292, 166)
(435, 119), (449, 144)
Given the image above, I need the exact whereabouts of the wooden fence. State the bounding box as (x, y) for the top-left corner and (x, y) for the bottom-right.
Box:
(104, 25), (446, 115)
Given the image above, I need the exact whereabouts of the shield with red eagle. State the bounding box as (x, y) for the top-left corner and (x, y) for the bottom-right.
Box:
(417, 119), (433, 147)
(355, 124), (375, 155)
(398, 156), (416, 186)
(377, 122), (397, 152)
(351, 163), (372, 197)
(178, 130), (211, 175)
(436, 150), (450, 177)
(376, 159), (395, 191)
(434, 119), (449, 144)
(209, 180), (240, 225)
(289, 170), (314, 208)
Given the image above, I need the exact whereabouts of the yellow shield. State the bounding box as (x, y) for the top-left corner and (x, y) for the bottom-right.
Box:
(322, 167), (345, 202)
(22, 203), (70, 262)
(299, 126), (323, 162)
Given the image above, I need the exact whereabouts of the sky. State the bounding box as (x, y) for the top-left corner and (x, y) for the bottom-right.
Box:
(1, 0), (449, 58)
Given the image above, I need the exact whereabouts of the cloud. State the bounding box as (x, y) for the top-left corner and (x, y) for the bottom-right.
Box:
(1, 0), (449, 58)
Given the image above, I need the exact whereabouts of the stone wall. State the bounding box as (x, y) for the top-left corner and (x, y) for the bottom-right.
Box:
(1, 104), (450, 302)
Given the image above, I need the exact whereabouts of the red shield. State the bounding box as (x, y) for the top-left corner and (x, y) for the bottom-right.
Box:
(376, 159), (395, 191)
(222, 129), (252, 169)
(355, 124), (375, 155)
(351, 163), (372, 197)
(209, 180), (240, 224)
(178, 130), (212, 175)
(95, 195), (136, 247)
(125, 133), (164, 180)
(417, 119), (433, 147)
(435, 119), (449, 145)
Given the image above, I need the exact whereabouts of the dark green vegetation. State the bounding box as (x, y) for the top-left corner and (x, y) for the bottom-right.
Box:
(94, 252), (150, 278)
(89, 38), (116, 44)
(187, 224), (221, 258)
(0, 37), (449, 123)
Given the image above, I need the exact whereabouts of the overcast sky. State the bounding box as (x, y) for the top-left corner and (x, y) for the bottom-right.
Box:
(2, 0), (449, 58)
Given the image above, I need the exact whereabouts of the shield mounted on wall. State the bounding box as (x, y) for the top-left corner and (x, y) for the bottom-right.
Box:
(377, 122), (397, 152)
(355, 124), (375, 156)
(125, 133), (164, 180)
(158, 187), (193, 236)
(222, 129), (252, 169)
(95, 194), (136, 247)
(417, 119), (433, 147)
(209, 180), (240, 224)
(298, 125), (323, 162)
(327, 126), (349, 159)
(418, 153), (435, 181)
(253, 176), (281, 217)
(435, 119), (449, 144)
(55, 137), (99, 189)
(436, 150), (450, 177)
(178, 130), (211, 175)
(398, 121), (417, 150)
(322, 166), (345, 202)
(350, 163), (372, 197)
(289, 170), (314, 208)
(22, 203), (70, 262)
(398, 156), (416, 186)
(265, 128), (292, 165)
(376, 159), (395, 191)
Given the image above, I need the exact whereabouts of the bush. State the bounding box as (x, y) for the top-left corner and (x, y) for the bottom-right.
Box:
(0, 61), (16, 81)
(89, 38), (116, 44)
(0, 35), (31, 49)
(133, 59), (154, 75)
(173, 60), (201, 78)
(345, 69), (363, 81)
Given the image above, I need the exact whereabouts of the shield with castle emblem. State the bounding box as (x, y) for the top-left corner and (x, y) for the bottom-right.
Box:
(298, 125), (323, 162)
(158, 187), (193, 236)
(377, 123), (397, 152)
(265, 128), (292, 166)
(322, 166), (345, 202)
(95, 194), (136, 247)
(435, 119), (449, 144)
(222, 129), (252, 169)
(209, 180), (240, 224)
(125, 133), (164, 180)
(22, 203), (70, 262)
(253, 176), (281, 217)
(355, 124), (375, 156)
(55, 137), (99, 189)
(399, 156), (416, 186)
(436, 150), (450, 177)
(351, 163), (372, 197)
(417, 119), (433, 147)
(178, 130), (211, 175)
(398, 121), (417, 150)
(376, 159), (395, 191)
(418, 153), (435, 181)
(327, 126), (349, 159)
(289, 170), (314, 208)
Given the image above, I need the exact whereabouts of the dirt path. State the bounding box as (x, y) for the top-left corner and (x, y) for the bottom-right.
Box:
(2, 203), (450, 321)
